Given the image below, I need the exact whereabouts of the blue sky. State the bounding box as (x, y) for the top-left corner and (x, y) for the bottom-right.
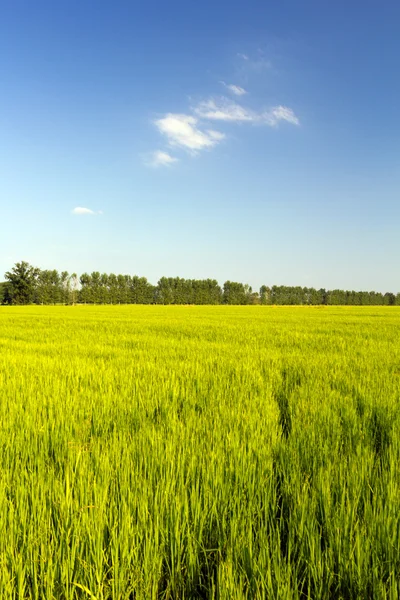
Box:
(1, 0), (399, 291)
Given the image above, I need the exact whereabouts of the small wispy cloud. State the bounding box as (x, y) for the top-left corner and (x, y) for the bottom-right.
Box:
(194, 97), (299, 126)
(71, 207), (101, 215)
(220, 82), (247, 96)
(237, 53), (249, 60)
(145, 150), (179, 167)
(263, 106), (300, 126)
(154, 113), (225, 152)
(194, 98), (254, 122)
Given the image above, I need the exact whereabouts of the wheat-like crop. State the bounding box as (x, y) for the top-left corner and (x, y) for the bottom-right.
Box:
(0, 305), (399, 599)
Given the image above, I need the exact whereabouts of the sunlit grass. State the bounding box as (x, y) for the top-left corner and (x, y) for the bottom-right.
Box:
(0, 305), (399, 598)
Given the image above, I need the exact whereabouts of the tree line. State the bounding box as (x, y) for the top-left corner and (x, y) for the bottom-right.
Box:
(1, 261), (399, 306)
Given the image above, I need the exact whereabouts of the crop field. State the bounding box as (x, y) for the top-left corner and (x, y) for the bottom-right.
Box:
(0, 306), (399, 599)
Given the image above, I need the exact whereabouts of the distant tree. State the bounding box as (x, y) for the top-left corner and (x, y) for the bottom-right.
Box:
(327, 289), (345, 305)
(69, 273), (79, 305)
(35, 269), (62, 304)
(100, 273), (110, 304)
(154, 277), (222, 305)
(290, 286), (305, 305)
(259, 285), (271, 305)
(249, 291), (260, 305)
(107, 274), (118, 304)
(207, 279), (223, 305)
(90, 272), (102, 304)
(4, 261), (40, 305)
(116, 274), (130, 304)
(156, 277), (174, 304)
(2, 262), (399, 307)
(244, 284), (253, 304)
(384, 292), (396, 306)
(60, 271), (70, 304)
(319, 288), (327, 305)
(79, 273), (92, 303)
(270, 285), (285, 304)
(223, 281), (250, 305)
(129, 276), (155, 304)
(306, 287), (321, 305)
(0, 282), (5, 304)
(201, 279), (222, 305)
(370, 291), (384, 305)
(59, 272), (78, 304)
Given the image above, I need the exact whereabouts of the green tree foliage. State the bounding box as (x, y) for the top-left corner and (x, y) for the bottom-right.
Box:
(79, 273), (92, 304)
(62, 272), (78, 305)
(35, 269), (62, 304)
(1, 262), (399, 306)
(223, 281), (252, 305)
(129, 276), (155, 304)
(260, 285), (271, 305)
(4, 261), (40, 305)
(3, 263), (78, 305)
(384, 292), (396, 306)
(155, 277), (222, 305)
(79, 272), (155, 304)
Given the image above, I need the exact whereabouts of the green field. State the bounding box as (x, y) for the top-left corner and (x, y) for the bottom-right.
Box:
(0, 306), (399, 599)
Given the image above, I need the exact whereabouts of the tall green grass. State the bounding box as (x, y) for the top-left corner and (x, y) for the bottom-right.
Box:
(0, 306), (399, 598)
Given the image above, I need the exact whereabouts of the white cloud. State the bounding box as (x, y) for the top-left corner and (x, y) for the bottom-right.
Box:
(71, 207), (96, 215)
(221, 82), (247, 96)
(237, 53), (249, 60)
(194, 98), (254, 122)
(194, 97), (299, 127)
(154, 113), (225, 152)
(147, 71), (299, 165)
(146, 150), (179, 167)
(262, 105), (300, 126)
